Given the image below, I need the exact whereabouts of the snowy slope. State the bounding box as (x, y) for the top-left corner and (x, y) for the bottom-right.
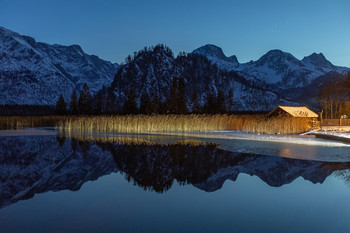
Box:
(110, 45), (295, 111)
(193, 45), (350, 89)
(0, 26), (119, 105)
(192, 44), (239, 70)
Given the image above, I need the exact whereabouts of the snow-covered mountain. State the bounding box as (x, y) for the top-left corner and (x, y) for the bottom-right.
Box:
(0, 26), (119, 105)
(193, 44), (349, 90)
(110, 45), (294, 111)
(192, 44), (239, 70)
(1, 25), (349, 110)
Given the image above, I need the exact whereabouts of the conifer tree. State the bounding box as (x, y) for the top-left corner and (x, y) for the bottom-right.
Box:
(190, 89), (200, 113)
(78, 83), (92, 115)
(140, 92), (152, 115)
(217, 90), (226, 113)
(204, 92), (216, 114)
(94, 85), (108, 114)
(56, 94), (67, 115)
(123, 88), (138, 114)
(227, 88), (234, 112)
(94, 92), (103, 115)
(69, 90), (78, 115)
(177, 77), (188, 114)
(151, 94), (160, 114)
(168, 78), (178, 113)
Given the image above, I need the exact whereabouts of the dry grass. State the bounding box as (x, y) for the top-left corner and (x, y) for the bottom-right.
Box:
(0, 116), (61, 130)
(242, 117), (313, 134)
(0, 114), (315, 134)
(55, 115), (248, 133)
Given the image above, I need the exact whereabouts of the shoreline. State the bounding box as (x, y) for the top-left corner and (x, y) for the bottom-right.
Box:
(0, 128), (56, 137)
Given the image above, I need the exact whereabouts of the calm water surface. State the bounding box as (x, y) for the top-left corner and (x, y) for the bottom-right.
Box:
(0, 132), (350, 233)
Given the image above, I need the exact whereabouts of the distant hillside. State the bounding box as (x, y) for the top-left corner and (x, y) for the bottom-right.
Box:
(109, 45), (294, 112)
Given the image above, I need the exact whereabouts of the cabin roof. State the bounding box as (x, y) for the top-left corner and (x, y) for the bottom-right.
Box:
(269, 106), (318, 118)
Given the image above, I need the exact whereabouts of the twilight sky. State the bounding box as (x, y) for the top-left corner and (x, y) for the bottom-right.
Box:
(1, 0), (349, 67)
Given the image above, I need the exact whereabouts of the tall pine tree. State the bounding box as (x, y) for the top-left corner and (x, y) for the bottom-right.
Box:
(78, 83), (92, 115)
(227, 88), (234, 112)
(56, 94), (67, 115)
(216, 90), (226, 113)
(204, 92), (216, 114)
(140, 92), (152, 115)
(123, 88), (138, 114)
(69, 90), (78, 115)
(151, 94), (160, 114)
(177, 77), (188, 114)
(190, 89), (200, 113)
(167, 78), (178, 113)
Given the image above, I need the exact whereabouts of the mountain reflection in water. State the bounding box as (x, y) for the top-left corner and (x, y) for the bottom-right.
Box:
(1, 133), (350, 209)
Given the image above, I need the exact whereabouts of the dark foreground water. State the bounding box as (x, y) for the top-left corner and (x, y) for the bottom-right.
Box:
(1, 133), (350, 233)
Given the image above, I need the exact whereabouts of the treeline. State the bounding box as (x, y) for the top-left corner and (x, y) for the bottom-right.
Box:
(0, 104), (55, 116)
(55, 78), (233, 115)
(56, 83), (94, 115)
(318, 71), (350, 119)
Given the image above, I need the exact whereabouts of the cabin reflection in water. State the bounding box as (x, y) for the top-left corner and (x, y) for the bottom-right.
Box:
(1, 133), (350, 209)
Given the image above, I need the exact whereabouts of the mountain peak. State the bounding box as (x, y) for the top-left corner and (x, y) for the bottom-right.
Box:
(304, 52), (325, 59)
(192, 44), (228, 61)
(302, 52), (334, 68)
(228, 55), (238, 64)
(70, 44), (83, 51)
(264, 49), (291, 58)
(255, 49), (300, 67)
(192, 44), (239, 70)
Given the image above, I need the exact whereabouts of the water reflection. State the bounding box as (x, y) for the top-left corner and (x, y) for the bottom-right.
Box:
(1, 133), (350, 209)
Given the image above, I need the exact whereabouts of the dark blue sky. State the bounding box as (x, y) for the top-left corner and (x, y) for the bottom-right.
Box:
(1, 0), (349, 67)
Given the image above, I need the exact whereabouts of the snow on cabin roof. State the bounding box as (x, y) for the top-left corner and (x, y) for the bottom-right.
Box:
(269, 106), (318, 118)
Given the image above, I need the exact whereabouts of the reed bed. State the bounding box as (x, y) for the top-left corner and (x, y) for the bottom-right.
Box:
(242, 117), (312, 134)
(55, 115), (251, 134)
(55, 114), (313, 134)
(0, 114), (315, 134)
(0, 116), (61, 130)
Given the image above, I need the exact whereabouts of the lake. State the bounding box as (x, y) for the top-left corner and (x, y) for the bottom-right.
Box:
(0, 130), (350, 233)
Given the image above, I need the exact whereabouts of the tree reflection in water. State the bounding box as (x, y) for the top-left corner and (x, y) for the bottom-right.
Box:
(1, 133), (350, 209)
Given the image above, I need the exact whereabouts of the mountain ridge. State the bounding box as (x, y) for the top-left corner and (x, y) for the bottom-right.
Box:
(0, 26), (119, 105)
(193, 44), (349, 89)
(1, 26), (349, 110)
(109, 44), (293, 111)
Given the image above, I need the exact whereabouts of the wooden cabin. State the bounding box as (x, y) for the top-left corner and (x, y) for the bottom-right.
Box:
(268, 106), (319, 130)
(268, 106), (318, 119)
